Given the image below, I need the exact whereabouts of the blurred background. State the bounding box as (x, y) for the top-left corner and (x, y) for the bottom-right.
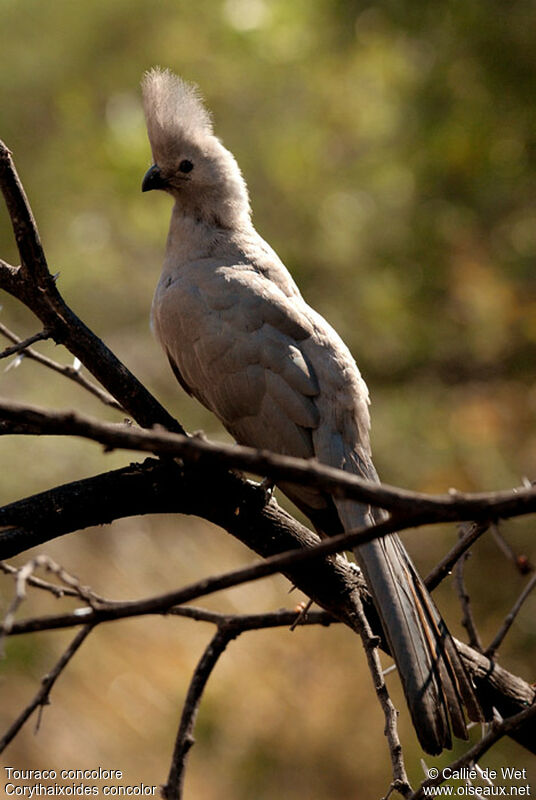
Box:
(1, 0), (535, 796)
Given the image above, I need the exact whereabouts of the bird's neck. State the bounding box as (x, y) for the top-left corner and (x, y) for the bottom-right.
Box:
(161, 204), (248, 271)
(165, 208), (211, 261)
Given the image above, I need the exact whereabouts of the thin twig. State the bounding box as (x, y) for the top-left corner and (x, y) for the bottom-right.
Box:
(0, 322), (124, 411)
(0, 560), (108, 602)
(425, 521), (489, 592)
(163, 607), (335, 799)
(410, 703), (536, 799)
(352, 594), (413, 798)
(163, 624), (239, 799)
(485, 573), (536, 658)
(490, 523), (535, 575)
(0, 624), (93, 753)
(168, 605), (334, 629)
(454, 546), (483, 652)
(0, 327), (50, 359)
(0, 555), (101, 654)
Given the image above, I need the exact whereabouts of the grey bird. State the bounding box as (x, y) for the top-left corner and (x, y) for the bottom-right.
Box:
(141, 67), (481, 754)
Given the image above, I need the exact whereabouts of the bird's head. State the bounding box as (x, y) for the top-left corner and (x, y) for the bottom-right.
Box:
(141, 68), (250, 228)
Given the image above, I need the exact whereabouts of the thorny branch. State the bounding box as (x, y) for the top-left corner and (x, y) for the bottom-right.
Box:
(0, 554), (97, 655)
(425, 521), (490, 592)
(485, 572), (536, 659)
(0, 513), (409, 636)
(0, 321), (124, 411)
(0, 139), (181, 433)
(0, 467), (534, 755)
(161, 585), (413, 798)
(162, 608), (333, 799)
(0, 139), (534, 796)
(352, 597), (413, 798)
(2, 547), (535, 753)
(0, 326), (50, 359)
(163, 624), (238, 800)
(0, 624), (93, 753)
(0, 559), (109, 602)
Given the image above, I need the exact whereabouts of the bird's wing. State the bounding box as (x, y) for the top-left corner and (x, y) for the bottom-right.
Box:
(152, 261), (322, 461)
(152, 258), (375, 517)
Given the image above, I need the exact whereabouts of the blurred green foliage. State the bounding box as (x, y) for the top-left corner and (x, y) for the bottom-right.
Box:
(1, 1), (535, 797)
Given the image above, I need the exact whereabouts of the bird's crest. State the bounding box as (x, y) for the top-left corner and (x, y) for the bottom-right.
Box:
(141, 68), (213, 162)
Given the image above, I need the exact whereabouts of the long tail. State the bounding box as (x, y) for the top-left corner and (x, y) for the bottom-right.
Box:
(336, 498), (482, 755)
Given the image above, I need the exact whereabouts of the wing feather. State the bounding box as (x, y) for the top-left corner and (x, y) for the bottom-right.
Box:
(265, 371), (319, 428)
(152, 263), (321, 461)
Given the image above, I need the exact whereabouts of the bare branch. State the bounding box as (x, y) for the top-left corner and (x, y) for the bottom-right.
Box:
(0, 140), (181, 433)
(0, 624), (93, 753)
(454, 547), (483, 652)
(0, 555), (101, 656)
(0, 327), (50, 359)
(490, 523), (535, 575)
(2, 399), (536, 525)
(0, 141), (49, 285)
(0, 322), (124, 411)
(0, 560), (108, 602)
(163, 624), (237, 800)
(4, 578), (535, 754)
(1, 456), (534, 751)
(350, 596), (413, 797)
(0, 602), (332, 789)
(168, 605), (334, 629)
(454, 639), (535, 753)
(0, 456), (380, 668)
(162, 605), (340, 799)
(425, 522), (489, 592)
(485, 573), (536, 659)
(1, 512), (405, 635)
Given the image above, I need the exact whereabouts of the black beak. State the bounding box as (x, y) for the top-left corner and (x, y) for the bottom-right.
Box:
(142, 164), (168, 192)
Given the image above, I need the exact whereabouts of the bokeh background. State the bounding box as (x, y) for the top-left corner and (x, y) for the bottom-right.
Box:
(1, 0), (535, 797)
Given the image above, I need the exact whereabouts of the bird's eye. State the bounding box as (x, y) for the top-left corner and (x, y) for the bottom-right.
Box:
(178, 159), (194, 173)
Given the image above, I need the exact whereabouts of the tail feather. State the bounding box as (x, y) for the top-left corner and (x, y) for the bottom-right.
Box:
(281, 452), (482, 754)
(409, 563), (483, 730)
(336, 501), (482, 755)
